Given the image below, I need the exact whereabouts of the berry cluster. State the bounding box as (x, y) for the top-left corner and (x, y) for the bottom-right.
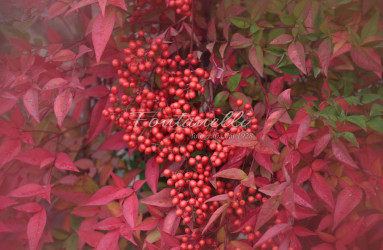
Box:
(168, 0), (193, 16)
(127, 0), (193, 22)
(104, 32), (261, 249)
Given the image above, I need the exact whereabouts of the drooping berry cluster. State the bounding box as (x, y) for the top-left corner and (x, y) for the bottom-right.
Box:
(104, 31), (262, 249)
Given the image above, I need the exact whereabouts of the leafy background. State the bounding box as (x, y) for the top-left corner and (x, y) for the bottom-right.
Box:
(0, 0), (383, 249)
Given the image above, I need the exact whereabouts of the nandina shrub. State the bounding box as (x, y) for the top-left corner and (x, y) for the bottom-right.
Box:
(0, 0), (383, 249)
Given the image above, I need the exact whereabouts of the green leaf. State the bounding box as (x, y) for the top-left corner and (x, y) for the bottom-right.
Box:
(361, 11), (379, 41)
(344, 96), (360, 105)
(362, 94), (381, 104)
(343, 82), (354, 96)
(250, 24), (259, 34)
(340, 132), (359, 147)
(230, 17), (250, 29)
(318, 106), (337, 120)
(325, 119), (337, 130)
(214, 91), (229, 107)
(265, 47), (285, 56)
(370, 104), (383, 116)
(367, 116), (383, 134)
(277, 64), (301, 75)
(280, 15), (296, 26)
(227, 74), (241, 92)
(346, 115), (367, 130)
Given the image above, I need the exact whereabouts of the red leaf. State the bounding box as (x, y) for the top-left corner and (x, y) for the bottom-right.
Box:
(46, 24), (62, 43)
(0, 139), (21, 169)
(98, 131), (129, 150)
(145, 157), (159, 193)
(312, 159), (330, 172)
(269, 77), (284, 96)
(65, 0), (97, 16)
(13, 203), (43, 213)
(283, 151), (301, 170)
(321, 79), (331, 99)
(318, 39), (332, 77)
(270, 34), (293, 44)
(47, 2), (69, 19)
(123, 193), (138, 228)
(87, 97), (110, 143)
(331, 140), (358, 168)
(133, 217), (160, 231)
(77, 45), (93, 58)
(16, 148), (55, 168)
(94, 217), (124, 231)
(52, 49), (76, 61)
(55, 152), (80, 172)
(204, 194), (230, 203)
(86, 187), (133, 206)
(332, 186), (363, 230)
(161, 208), (180, 235)
(296, 167), (312, 185)
(311, 172), (335, 209)
(255, 195), (280, 230)
(92, 8), (116, 63)
(23, 88), (40, 123)
(160, 230), (180, 247)
(54, 89), (73, 128)
(140, 188), (173, 208)
(213, 168), (247, 180)
(0, 196), (17, 210)
(202, 203), (229, 234)
(262, 109), (285, 136)
(254, 224), (290, 248)
(108, 0), (127, 11)
(255, 153), (272, 173)
(222, 132), (258, 147)
(0, 92), (19, 116)
(230, 33), (251, 47)
(278, 89), (292, 108)
(27, 209), (46, 250)
(249, 46), (264, 77)
(296, 117), (311, 147)
(77, 231), (103, 248)
(98, 0), (107, 16)
(207, 17), (216, 41)
(350, 47), (383, 72)
(133, 180), (146, 191)
(293, 184), (315, 210)
(314, 134), (332, 157)
(86, 85), (109, 98)
(42, 78), (68, 91)
(110, 173), (126, 188)
(96, 230), (119, 250)
(288, 42), (307, 74)
(293, 225), (316, 237)
(8, 184), (43, 198)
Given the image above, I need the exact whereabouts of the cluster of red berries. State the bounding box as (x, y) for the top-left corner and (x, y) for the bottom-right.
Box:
(168, 0), (193, 16)
(164, 168), (216, 225)
(104, 33), (258, 167)
(126, 0), (193, 22)
(103, 32), (261, 249)
(180, 227), (218, 250)
(127, 0), (163, 22)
